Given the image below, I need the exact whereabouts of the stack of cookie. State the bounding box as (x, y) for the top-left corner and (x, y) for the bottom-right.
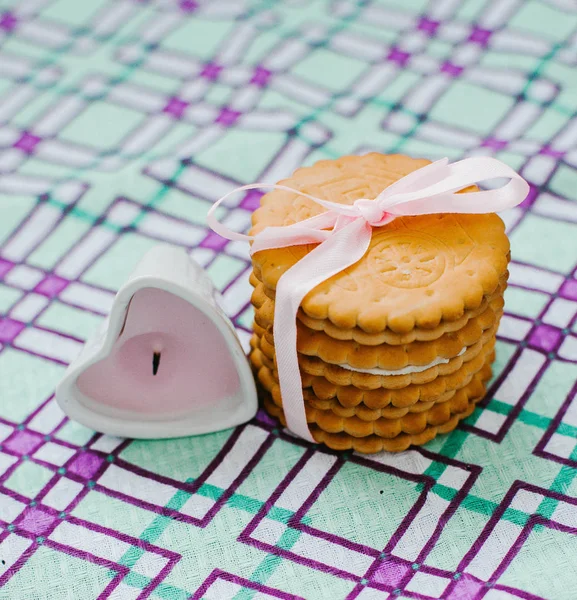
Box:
(248, 154), (508, 453)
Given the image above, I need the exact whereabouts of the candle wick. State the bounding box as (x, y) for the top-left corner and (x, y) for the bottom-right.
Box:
(152, 352), (161, 376)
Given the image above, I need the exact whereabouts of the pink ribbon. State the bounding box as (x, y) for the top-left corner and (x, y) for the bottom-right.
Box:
(207, 157), (529, 443)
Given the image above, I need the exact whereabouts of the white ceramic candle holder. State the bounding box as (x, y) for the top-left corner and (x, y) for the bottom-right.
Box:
(56, 245), (258, 439)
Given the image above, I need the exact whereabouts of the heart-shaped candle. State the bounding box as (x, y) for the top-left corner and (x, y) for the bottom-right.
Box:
(56, 245), (257, 438)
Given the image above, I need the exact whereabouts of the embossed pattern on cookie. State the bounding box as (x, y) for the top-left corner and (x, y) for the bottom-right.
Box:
(250, 153), (509, 334)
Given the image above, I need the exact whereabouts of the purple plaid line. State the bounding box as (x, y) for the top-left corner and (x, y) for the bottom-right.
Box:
(560, 279), (577, 301)
(519, 184), (539, 210)
(200, 231), (229, 251)
(246, 422), (485, 599)
(1, 192), (214, 365)
(88, 463), (210, 526)
(0, 11), (17, 31)
(62, 514), (182, 598)
(215, 107), (242, 126)
(250, 66), (272, 87)
(288, 456), (345, 527)
(240, 189), (264, 211)
(163, 96), (189, 119)
(0, 425), (272, 593)
(0, 481), (182, 595)
(0, 393), (73, 488)
(385, 453), (482, 597)
(539, 145), (565, 159)
(505, 261), (566, 295)
(0, 2), (573, 598)
(440, 61), (463, 77)
(48, 539), (131, 599)
(417, 17), (439, 35)
(443, 481), (577, 600)
(0, 258), (80, 309)
(482, 138), (508, 151)
(83, 425), (269, 528)
(179, 0), (198, 12)
(462, 261), (575, 441)
(0, 318), (25, 343)
(34, 274), (69, 298)
(9, 322), (84, 362)
(290, 453), (430, 563)
(241, 431), (481, 589)
(386, 47), (411, 66)
(200, 431), (275, 525)
(472, 262), (577, 443)
(528, 323), (563, 352)
(0, 530), (131, 594)
(0, 257), (14, 278)
(0, 486), (85, 587)
(495, 315), (534, 346)
(357, 563), (473, 599)
(0, 430), (181, 596)
(13, 131), (42, 154)
(237, 446), (365, 577)
(0, 395), (65, 437)
(3, 429), (44, 456)
(191, 569), (306, 600)
(0, 433), (122, 586)
(534, 380), (577, 467)
(462, 347), (549, 443)
(468, 26), (492, 46)
(354, 483), (434, 593)
(200, 62), (222, 80)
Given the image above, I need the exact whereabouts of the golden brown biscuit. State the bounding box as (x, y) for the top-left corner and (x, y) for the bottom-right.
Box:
(261, 383), (485, 453)
(255, 322), (498, 390)
(309, 408), (476, 453)
(249, 334), (451, 418)
(252, 290), (500, 369)
(250, 332), (495, 415)
(304, 391), (440, 420)
(250, 268), (506, 346)
(261, 363), (491, 438)
(250, 154), (509, 335)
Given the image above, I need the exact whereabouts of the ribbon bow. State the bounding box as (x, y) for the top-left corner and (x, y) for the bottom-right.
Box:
(207, 157), (529, 443)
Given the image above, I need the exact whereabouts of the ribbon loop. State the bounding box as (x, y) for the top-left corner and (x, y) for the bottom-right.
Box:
(207, 157), (530, 443)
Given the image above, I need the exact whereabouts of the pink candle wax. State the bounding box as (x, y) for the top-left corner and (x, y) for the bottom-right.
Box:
(77, 287), (241, 418)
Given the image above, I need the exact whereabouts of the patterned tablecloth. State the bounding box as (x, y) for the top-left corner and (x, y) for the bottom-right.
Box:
(0, 0), (576, 598)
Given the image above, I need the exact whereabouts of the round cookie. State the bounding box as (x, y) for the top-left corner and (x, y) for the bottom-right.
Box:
(309, 410), (476, 453)
(250, 269), (507, 346)
(250, 153), (509, 334)
(260, 362), (491, 438)
(250, 340), (448, 419)
(255, 323), (498, 390)
(262, 393), (484, 454)
(249, 335), (496, 411)
(252, 286), (501, 369)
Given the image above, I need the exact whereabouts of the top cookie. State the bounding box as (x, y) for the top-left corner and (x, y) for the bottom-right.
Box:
(250, 153), (509, 334)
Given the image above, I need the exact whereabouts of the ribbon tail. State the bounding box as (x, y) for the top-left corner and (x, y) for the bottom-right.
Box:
(273, 218), (372, 442)
(377, 156), (530, 212)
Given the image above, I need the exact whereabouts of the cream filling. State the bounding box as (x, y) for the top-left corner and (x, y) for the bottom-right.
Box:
(338, 347), (467, 376)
